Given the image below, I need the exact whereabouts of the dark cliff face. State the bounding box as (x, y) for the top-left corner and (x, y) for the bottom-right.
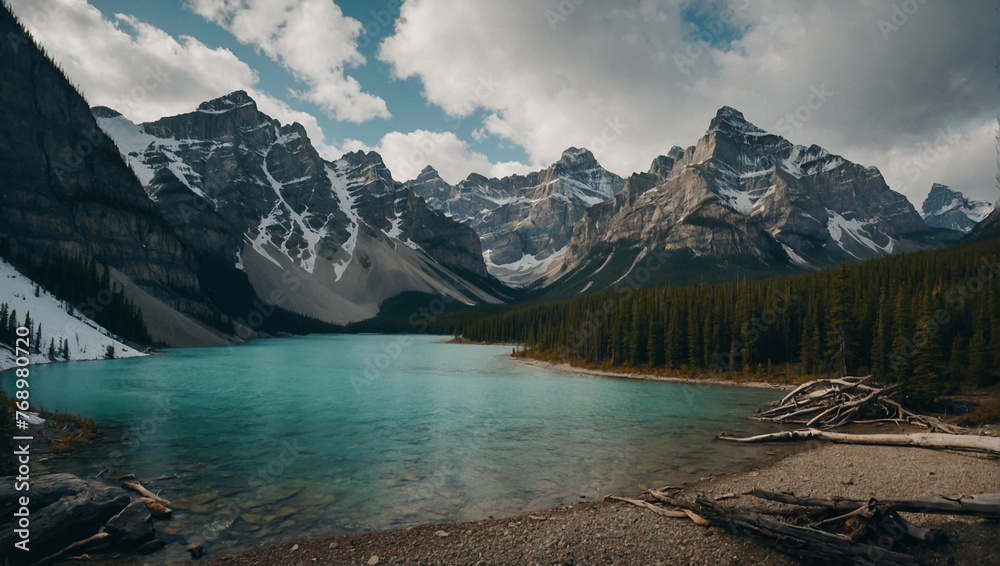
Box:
(338, 151), (489, 278)
(959, 207), (999, 244)
(0, 7), (211, 320)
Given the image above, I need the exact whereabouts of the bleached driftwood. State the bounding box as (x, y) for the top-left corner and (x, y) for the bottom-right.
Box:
(716, 428), (1000, 455)
(755, 377), (965, 433)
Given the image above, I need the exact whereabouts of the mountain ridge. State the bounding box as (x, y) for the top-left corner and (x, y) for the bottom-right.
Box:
(544, 106), (958, 295)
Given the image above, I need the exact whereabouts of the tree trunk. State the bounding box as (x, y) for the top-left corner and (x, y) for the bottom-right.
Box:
(717, 428), (1000, 455)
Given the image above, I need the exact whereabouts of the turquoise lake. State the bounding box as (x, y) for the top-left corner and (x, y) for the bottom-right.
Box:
(2, 334), (783, 561)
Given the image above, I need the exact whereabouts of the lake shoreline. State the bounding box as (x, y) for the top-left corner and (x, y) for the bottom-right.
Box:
(206, 439), (999, 566)
(511, 355), (797, 391)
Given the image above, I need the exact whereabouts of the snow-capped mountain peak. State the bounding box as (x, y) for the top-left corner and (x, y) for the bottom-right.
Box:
(921, 183), (995, 233)
(555, 105), (956, 294)
(406, 146), (626, 286)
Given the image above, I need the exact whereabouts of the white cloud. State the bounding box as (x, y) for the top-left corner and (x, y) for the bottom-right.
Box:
(6, 0), (338, 158)
(347, 130), (535, 184)
(379, 0), (999, 204)
(185, 0), (390, 123)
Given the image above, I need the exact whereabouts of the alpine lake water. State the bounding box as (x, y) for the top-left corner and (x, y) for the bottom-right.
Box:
(3, 334), (786, 562)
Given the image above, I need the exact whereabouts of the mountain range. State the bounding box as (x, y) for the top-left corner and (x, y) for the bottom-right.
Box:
(93, 92), (506, 326)
(0, 0), (992, 361)
(542, 106), (961, 294)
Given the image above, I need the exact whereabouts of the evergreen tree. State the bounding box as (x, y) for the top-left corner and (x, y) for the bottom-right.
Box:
(968, 327), (990, 388)
(48, 338), (56, 361)
(800, 305), (822, 373)
(908, 301), (944, 406)
(7, 309), (17, 343)
(825, 259), (852, 376)
(946, 335), (966, 392)
(870, 286), (891, 379)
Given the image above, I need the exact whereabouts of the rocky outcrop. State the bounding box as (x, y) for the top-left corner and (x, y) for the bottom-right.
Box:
(552, 107), (957, 294)
(959, 206), (999, 244)
(0, 473), (130, 563)
(921, 183), (994, 232)
(407, 148), (625, 286)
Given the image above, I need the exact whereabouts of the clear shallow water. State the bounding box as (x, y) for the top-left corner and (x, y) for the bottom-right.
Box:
(3, 334), (782, 560)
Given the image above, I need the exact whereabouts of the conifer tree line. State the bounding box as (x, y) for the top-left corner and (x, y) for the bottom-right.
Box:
(0, 243), (152, 346)
(459, 242), (1000, 404)
(0, 304), (72, 360)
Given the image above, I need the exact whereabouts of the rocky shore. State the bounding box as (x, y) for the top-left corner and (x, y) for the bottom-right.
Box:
(207, 439), (999, 566)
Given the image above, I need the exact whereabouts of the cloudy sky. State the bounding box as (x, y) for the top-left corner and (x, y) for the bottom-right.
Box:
(9, 0), (999, 206)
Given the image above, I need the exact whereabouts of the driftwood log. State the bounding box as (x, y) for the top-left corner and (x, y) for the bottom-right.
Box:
(121, 480), (172, 506)
(716, 429), (1000, 456)
(749, 490), (1000, 518)
(136, 496), (174, 519)
(755, 376), (966, 433)
(694, 494), (921, 566)
(609, 488), (1000, 565)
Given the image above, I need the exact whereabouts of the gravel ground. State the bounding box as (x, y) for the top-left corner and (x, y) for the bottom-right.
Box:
(205, 440), (1000, 566)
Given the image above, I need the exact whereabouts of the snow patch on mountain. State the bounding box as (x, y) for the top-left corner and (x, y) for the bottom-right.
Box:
(326, 164), (359, 281)
(0, 258), (143, 371)
(485, 247), (567, 288)
(826, 211), (895, 258)
(95, 112), (216, 202)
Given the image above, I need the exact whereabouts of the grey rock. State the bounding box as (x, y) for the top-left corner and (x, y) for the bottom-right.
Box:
(0, 473), (130, 562)
(104, 500), (154, 546)
(138, 538), (165, 554)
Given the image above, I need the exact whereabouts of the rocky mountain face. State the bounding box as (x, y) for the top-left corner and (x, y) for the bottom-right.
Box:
(551, 107), (957, 294)
(959, 206), (999, 245)
(407, 148), (624, 287)
(920, 183), (994, 232)
(0, 5), (229, 346)
(95, 92), (504, 324)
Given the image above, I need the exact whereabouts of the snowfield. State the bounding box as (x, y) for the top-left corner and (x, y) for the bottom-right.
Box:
(0, 258), (144, 372)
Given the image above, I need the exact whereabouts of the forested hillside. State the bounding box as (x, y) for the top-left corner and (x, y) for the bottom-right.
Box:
(460, 241), (1000, 404)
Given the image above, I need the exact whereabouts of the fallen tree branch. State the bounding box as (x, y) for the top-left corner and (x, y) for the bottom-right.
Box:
(121, 480), (172, 506)
(749, 490), (1000, 517)
(37, 532), (112, 565)
(694, 494), (919, 566)
(717, 429), (1000, 455)
(605, 495), (687, 518)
